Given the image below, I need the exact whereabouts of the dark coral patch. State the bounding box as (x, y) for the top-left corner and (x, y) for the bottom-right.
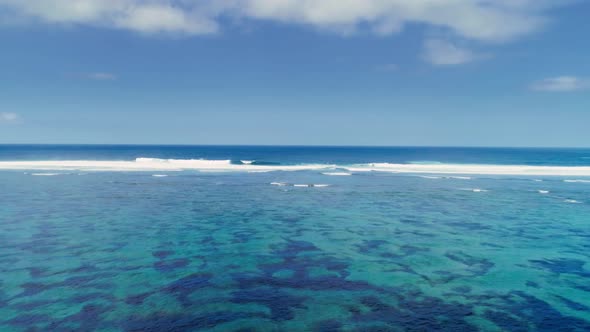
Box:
(13, 300), (54, 311)
(231, 230), (258, 244)
(124, 311), (265, 332)
(7, 314), (51, 327)
(485, 291), (590, 332)
(445, 251), (494, 277)
(152, 250), (174, 259)
(529, 258), (590, 277)
(153, 258), (190, 272)
(232, 288), (306, 321)
(126, 292), (152, 306)
(164, 273), (213, 307)
(360, 296), (393, 313)
(17, 282), (52, 298)
(61, 304), (114, 330)
(27, 267), (49, 278)
(61, 272), (117, 287)
(278, 215), (304, 225)
(484, 310), (528, 331)
(313, 319), (343, 332)
(127, 272), (213, 307)
(451, 286), (472, 294)
(357, 240), (388, 254)
(69, 264), (100, 274)
(554, 295), (590, 312)
(400, 245), (429, 255)
(275, 240), (320, 256)
(68, 292), (116, 304)
(355, 295), (477, 331)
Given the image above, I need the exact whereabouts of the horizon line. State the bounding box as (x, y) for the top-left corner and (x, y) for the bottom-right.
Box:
(0, 143), (589, 149)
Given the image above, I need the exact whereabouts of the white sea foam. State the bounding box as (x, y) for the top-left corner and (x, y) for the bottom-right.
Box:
(241, 160), (254, 164)
(419, 175), (466, 180)
(347, 163), (590, 176)
(1, 159), (590, 176)
(270, 182), (288, 186)
(0, 158), (332, 172)
(538, 190), (550, 194)
(533, 179), (543, 182)
(564, 199), (582, 204)
(31, 173), (61, 176)
(461, 188), (487, 192)
(292, 184), (329, 187)
(322, 172), (352, 176)
(564, 179), (590, 183)
(293, 183), (329, 188)
(409, 161), (442, 165)
(152, 174), (168, 177)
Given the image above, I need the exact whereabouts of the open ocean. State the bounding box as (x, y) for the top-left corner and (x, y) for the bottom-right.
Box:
(1, 145), (590, 331)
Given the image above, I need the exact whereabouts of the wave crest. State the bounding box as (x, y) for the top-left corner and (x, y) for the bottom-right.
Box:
(1, 159), (590, 176)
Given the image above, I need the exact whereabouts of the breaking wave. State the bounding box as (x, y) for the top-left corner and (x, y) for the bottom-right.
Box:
(1, 158), (590, 176)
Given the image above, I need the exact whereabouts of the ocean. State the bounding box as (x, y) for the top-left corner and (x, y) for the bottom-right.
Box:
(1, 145), (590, 331)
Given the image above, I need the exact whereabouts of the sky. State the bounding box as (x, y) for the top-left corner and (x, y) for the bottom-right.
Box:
(0, 0), (589, 147)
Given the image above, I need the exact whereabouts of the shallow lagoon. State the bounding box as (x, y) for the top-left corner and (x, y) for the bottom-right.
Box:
(1, 170), (590, 331)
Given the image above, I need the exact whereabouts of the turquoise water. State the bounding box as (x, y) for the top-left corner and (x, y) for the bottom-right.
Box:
(1, 146), (590, 331)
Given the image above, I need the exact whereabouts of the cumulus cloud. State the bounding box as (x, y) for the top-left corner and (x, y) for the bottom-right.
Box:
(0, 0), (218, 35)
(530, 76), (590, 92)
(422, 39), (480, 66)
(0, 0), (567, 41)
(0, 112), (19, 123)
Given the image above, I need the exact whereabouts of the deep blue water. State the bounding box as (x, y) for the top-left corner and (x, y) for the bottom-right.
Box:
(1, 145), (590, 331)
(1, 144), (590, 166)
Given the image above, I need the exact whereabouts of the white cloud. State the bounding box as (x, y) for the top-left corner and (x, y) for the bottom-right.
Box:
(0, 0), (569, 40)
(113, 4), (217, 35)
(531, 76), (590, 92)
(422, 39), (479, 66)
(0, 0), (218, 35)
(220, 0), (550, 41)
(86, 72), (117, 80)
(0, 112), (19, 123)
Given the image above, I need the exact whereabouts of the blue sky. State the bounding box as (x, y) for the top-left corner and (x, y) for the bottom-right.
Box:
(0, 0), (589, 147)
